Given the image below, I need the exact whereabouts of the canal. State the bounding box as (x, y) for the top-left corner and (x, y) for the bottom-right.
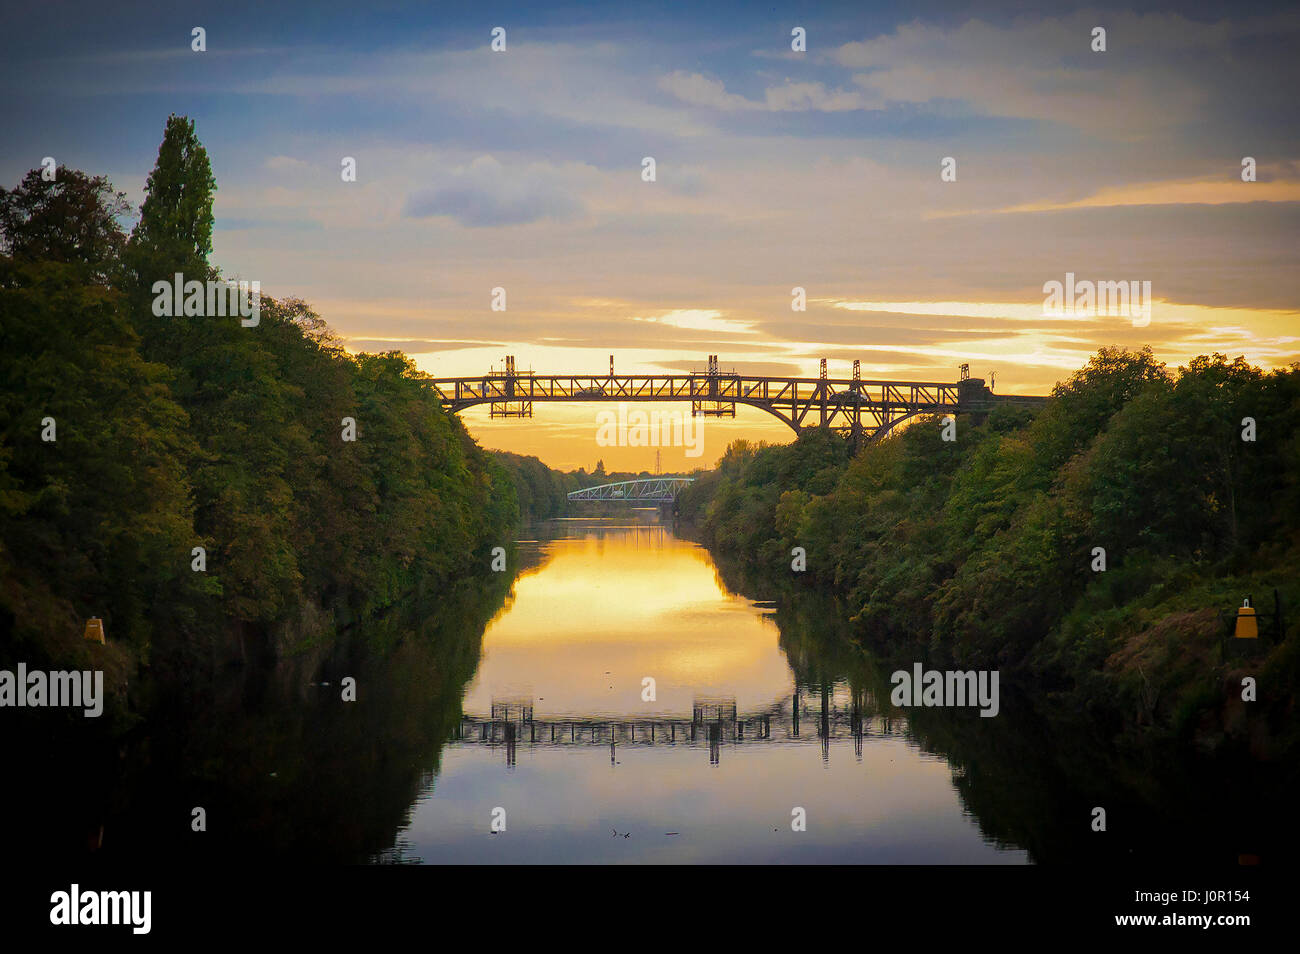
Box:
(18, 512), (1277, 864)
(387, 513), (1026, 864)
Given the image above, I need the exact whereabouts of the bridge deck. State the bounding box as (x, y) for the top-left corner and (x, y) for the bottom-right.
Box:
(416, 369), (1047, 437)
(422, 373), (959, 407)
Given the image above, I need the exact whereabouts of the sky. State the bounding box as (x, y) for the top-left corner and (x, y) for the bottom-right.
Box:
(2, 0), (1297, 470)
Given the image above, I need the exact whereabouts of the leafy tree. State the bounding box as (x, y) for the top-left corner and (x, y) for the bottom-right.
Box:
(0, 167), (129, 280)
(129, 114), (217, 273)
(1, 117), (549, 685)
(681, 346), (1299, 710)
(0, 252), (204, 660)
(1030, 345), (1170, 471)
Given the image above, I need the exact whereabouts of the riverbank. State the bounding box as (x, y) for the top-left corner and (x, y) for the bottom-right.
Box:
(0, 118), (571, 728)
(698, 550), (1291, 863)
(3, 571), (515, 862)
(676, 348), (1300, 766)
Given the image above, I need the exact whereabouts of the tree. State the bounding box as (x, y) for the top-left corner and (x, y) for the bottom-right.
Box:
(0, 120), (539, 681)
(123, 114), (221, 372)
(0, 167), (128, 280)
(1031, 345), (1170, 471)
(129, 114), (217, 272)
(0, 166), (204, 656)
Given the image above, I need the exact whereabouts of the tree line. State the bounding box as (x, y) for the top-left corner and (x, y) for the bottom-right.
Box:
(678, 346), (1300, 755)
(0, 115), (568, 686)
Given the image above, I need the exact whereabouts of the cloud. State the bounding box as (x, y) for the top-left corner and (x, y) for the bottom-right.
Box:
(761, 82), (868, 112)
(657, 359), (805, 377)
(215, 216), (322, 232)
(264, 155), (310, 172)
(832, 300), (1076, 321)
(631, 309), (758, 335)
(403, 155), (586, 227)
(405, 185), (581, 227)
(345, 338), (502, 353)
(658, 71), (868, 113)
(230, 44), (715, 139)
(658, 72), (761, 111)
(932, 175), (1300, 217)
(833, 12), (1300, 136)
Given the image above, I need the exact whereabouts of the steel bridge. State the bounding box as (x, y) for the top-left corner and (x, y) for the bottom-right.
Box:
(567, 478), (695, 503)
(419, 356), (1047, 440)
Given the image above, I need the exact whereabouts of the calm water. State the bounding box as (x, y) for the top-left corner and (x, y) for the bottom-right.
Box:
(392, 515), (1025, 864)
(15, 512), (1282, 864)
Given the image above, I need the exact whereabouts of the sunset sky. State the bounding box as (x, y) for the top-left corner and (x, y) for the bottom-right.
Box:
(3, 1), (1296, 470)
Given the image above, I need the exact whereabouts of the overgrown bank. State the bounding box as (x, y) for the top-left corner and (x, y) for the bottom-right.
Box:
(0, 116), (563, 725)
(678, 347), (1300, 763)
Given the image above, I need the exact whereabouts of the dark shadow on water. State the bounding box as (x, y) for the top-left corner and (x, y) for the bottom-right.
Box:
(7, 570), (517, 864)
(707, 545), (1298, 865)
(11, 515), (1294, 865)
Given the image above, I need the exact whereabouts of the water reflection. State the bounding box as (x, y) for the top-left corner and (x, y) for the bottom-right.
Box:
(454, 688), (904, 767)
(16, 513), (1278, 864)
(707, 537), (1287, 865)
(395, 514), (1025, 864)
(7, 572), (515, 864)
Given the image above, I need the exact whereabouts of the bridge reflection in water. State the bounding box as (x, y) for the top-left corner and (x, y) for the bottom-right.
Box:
(452, 683), (903, 767)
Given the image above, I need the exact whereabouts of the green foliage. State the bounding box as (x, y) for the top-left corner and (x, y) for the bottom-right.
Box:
(0, 167), (129, 280)
(491, 450), (577, 522)
(130, 114), (217, 270)
(0, 255), (205, 656)
(682, 347), (1300, 747)
(0, 117), (537, 684)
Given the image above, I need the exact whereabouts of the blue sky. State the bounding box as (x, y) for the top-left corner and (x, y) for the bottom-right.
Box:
(3, 1), (1297, 467)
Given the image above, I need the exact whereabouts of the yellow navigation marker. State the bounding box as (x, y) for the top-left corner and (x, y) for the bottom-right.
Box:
(83, 616), (105, 644)
(1233, 600), (1258, 639)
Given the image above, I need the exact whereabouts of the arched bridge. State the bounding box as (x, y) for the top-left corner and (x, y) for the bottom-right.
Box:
(419, 357), (1047, 440)
(568, 478), (694, 503)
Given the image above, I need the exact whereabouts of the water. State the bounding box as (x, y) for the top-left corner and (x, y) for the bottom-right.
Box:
(395, 515), (1025, 864)
(14, 513), (1281, 864)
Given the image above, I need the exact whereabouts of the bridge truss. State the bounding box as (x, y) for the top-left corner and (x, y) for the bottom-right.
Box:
(567, 478), (695, 502)
(420, 358), (1046, 440)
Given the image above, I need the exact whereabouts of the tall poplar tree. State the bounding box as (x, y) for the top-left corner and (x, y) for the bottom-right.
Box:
(130, 113), (216, 274)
